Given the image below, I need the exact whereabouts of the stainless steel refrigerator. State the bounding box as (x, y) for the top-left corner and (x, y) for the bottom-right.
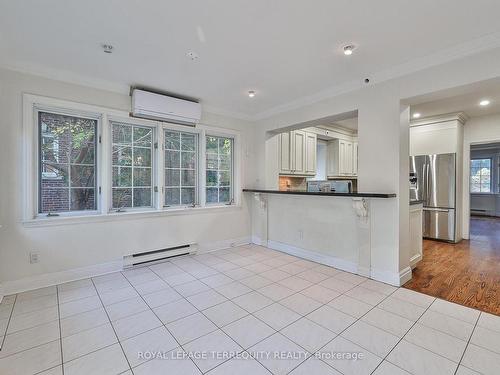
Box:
(409, 153), (457, 242)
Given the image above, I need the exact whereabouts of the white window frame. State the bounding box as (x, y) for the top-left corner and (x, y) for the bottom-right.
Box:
(470, 157), (493, 194)
(28, 100), (103, 218)
(203, 132), (236, 206)
(108, 116), (158, 213)
(22, 94), (242, 226)
(161, 122), (202, 209)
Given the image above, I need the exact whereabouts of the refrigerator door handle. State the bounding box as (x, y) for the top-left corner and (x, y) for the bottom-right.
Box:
(423, 207), (450, 212)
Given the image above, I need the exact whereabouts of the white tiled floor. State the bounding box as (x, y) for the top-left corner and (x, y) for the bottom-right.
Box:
(0, 244), (499, 374)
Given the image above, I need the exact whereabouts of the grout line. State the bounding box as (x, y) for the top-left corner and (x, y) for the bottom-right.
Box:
(454, 310), (481, 375)
(368, 296), (438, 374)
(0, 294), (17, 350)
(55, 285), (65, 375)
(90, 278), (134, 374)
(121, 268), (204, 374)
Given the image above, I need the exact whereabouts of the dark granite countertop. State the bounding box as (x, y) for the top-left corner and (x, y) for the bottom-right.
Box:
(243, 189), (396, 198)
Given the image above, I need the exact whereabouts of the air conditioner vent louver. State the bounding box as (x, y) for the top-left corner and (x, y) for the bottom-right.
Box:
(123, 243), (197, 268)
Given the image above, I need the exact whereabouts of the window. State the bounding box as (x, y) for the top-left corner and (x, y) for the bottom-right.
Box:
(206, 135), (233, 204)
(471, 158), (491, 193)
(111, 122), (154, 209)
(164, 130), (198, 206)
(38, 111), (97, 214)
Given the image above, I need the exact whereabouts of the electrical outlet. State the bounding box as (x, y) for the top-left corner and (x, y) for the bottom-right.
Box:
(29, 252), (39, 264)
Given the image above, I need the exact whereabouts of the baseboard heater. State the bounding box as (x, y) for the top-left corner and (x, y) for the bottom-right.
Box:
(123, 243), (197, 268)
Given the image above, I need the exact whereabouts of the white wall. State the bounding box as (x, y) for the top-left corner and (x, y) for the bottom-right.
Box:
(463, 113), (500, 235)
(0, 68), (255, 292)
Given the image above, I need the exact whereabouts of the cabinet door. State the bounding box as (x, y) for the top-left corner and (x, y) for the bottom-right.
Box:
(305, 133), (317, 175)
(292, 130), (306, 174)
(352, 141), (358, 176)
(338, 140), (347, 175)
(279, 132), (292, 174)
(345, 141), (353, 175)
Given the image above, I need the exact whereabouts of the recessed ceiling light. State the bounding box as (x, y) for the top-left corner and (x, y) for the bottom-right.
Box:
(479, 99), (490, 106)
(248, 90), (256, 98)
(102, 44), (113, 54)
(412, 113), (421, 119)
(343, 45), (355, 55)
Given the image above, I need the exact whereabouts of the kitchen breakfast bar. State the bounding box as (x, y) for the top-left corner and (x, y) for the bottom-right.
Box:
(243, 189), (410, 286)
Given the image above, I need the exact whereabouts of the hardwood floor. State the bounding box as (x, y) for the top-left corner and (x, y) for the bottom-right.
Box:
(404, 216), (500, 316)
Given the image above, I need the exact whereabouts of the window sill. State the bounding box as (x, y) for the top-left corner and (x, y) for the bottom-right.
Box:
(22, 204), (242, 228)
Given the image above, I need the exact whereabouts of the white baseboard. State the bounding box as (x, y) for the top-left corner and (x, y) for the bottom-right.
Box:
(410, 253), (422, 269)
(198, 236), (251, 254)
(1, 260), (123, 296)
(2, 236), (252, 296)
(371, 266), (412, 287)
(251, 235), (266, 246)
(266, 240), (358, 275)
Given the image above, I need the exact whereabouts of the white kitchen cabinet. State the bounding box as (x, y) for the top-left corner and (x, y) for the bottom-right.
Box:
(327, 138), (357, 177)
(409, 202), (423, 268)
(305, 132), (317, 175)
(279, 130), (316, 176)
(279, 131), (292, 174)
(353, 141), (358, 176)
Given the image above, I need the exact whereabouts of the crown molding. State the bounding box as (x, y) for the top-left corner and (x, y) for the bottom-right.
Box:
(410, 112), (469, 127)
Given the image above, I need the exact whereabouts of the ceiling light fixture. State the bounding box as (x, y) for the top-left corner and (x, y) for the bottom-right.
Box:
(102, 44), (114, 54)
(343, 45), (355, 55)
(479, 99), (490, 106)
(248, 90), (256, 98)
(412, 113), (421, 119)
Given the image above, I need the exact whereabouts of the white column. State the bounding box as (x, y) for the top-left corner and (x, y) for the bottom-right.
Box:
(357, 89), (411, 285)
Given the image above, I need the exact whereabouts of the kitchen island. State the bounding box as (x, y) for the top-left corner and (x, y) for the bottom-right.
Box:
(244, 189), (410, 286)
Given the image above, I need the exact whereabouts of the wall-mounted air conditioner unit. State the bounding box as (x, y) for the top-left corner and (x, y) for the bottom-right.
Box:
(131, 89), (201, 126)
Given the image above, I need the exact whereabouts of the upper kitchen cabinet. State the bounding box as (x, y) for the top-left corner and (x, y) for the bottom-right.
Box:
(327, 137), (358, 177)
(279, 130), (317, 176)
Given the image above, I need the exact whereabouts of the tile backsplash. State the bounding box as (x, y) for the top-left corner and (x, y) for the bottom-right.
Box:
(279, 176), (307, 191)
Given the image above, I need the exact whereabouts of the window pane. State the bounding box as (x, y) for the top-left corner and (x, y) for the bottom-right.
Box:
(165, 187), (180, 206)
(71, 189), (95, 210)
(112, 124), (132, 144)
(165, 169), (180, 186)
(165, 131), (180, 150)
(181, 188), (195, 205)
(205, 135), (233, 204)
(206, 187), (218, 203)
(70, 165), (95, 187)
(113, 188), (132, 208)
(39, 112), (97, 214)
(165, 150), (180, 168)
(112, 167), (132, 187)
(164, 130), (198, 207)
(182, 170), (196, 186)
(133, 168), (152, 187)
(470, 159), (492, 193)
(133, 127), (152, 147)
(181, 151), (196, 169)
(133, 188), (152, 207)
(111, 122), (154, 209)
(113, 146), (132, 166)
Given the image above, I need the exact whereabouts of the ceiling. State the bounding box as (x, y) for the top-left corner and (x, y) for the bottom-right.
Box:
(409, 78), (500, 118)
(1, 1), (500, 119)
